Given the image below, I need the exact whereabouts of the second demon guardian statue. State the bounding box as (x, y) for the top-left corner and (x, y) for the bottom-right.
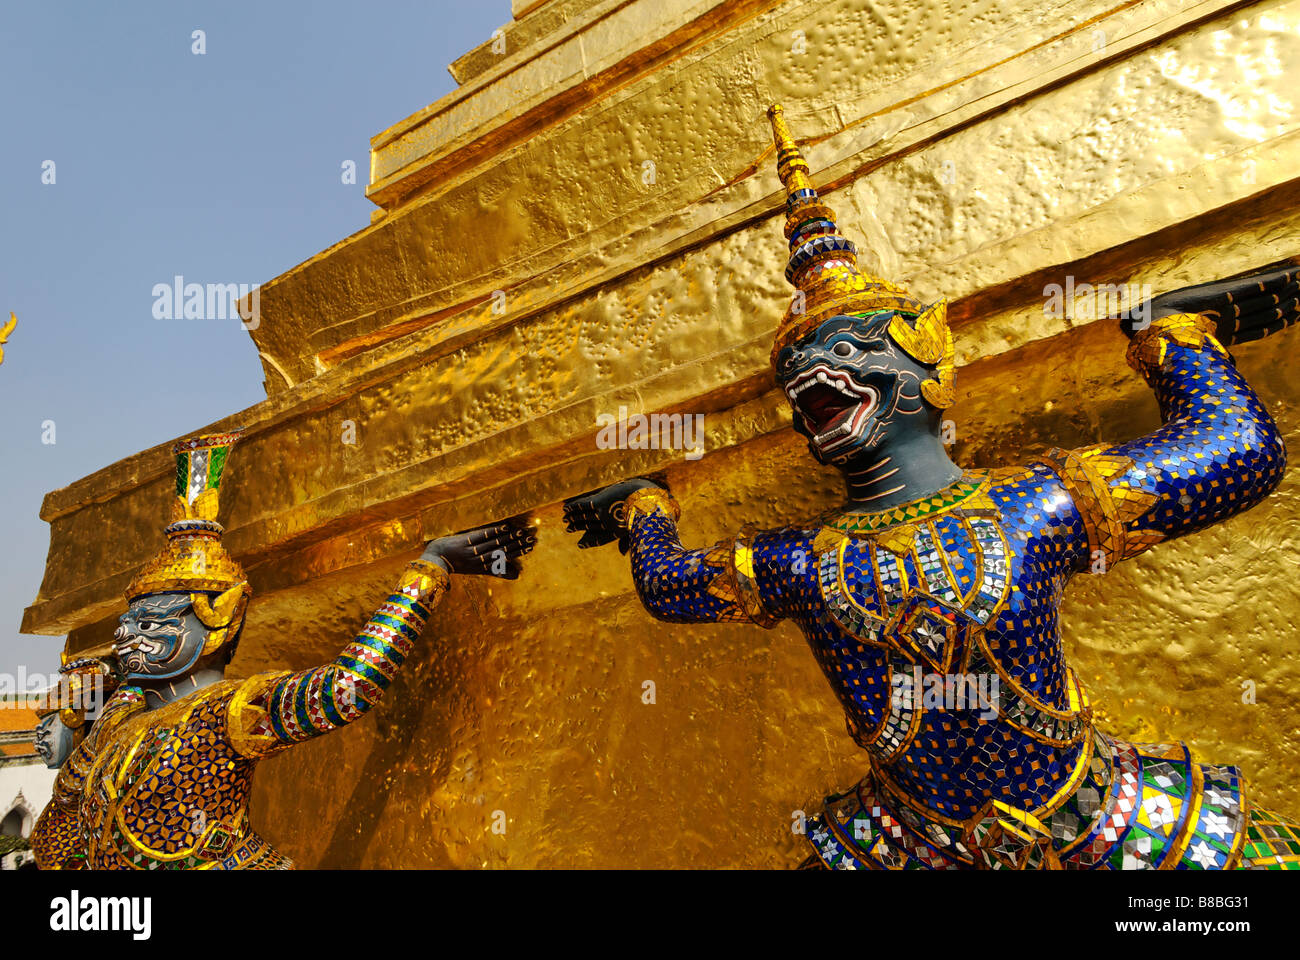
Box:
(565, 106), (1299, 870)
(31, 432), (535, 869)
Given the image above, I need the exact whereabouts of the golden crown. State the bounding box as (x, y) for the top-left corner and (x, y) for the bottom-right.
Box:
(125, 432), (250, 651)
(767, 105), (955, 408)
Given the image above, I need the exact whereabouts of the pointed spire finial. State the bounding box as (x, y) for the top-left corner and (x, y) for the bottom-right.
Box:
(763, 107), (955, 408)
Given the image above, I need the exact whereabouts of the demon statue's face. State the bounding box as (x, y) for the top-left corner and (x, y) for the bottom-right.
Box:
(113, 592), (212, 682)
(775, 312), (936, 469)
(34, 713), (73, 769)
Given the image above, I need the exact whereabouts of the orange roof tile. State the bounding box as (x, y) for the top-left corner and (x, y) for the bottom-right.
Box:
(0, 699), (42, 734)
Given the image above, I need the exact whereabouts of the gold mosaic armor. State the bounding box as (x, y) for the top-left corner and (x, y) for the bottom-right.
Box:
(31, 432), (454, 869)
(31, 559), (449, 870)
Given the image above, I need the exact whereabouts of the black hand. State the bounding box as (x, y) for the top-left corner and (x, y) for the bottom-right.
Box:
(562, 477), (666, 554)
(421, 515), (538, 579)
(1118, 258), (1300, 346)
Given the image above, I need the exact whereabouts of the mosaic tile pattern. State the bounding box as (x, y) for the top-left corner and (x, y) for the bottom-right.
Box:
(802, 733), (1297, 871)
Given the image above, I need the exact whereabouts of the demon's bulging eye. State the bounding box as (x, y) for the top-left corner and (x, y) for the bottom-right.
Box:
(831, 341), (856, 358)
(138, 620), (157, 630)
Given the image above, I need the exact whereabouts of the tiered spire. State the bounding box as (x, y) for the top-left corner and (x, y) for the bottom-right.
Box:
(766, 105), (954, 408)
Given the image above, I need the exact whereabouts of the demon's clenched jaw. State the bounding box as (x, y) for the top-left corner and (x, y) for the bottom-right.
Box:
(775, 312), (937, 469)
(35, 713), (73, 769)
(113, 592), (212, 682)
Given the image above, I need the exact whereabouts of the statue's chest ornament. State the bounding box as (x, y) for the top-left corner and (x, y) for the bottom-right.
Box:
(80, 683), (244, 867)
(815, 476), (1009, 668)
(813, 477), (1091, 761)
(816, 518), (1006, 669)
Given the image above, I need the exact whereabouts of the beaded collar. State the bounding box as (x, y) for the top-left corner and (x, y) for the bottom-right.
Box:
(821, 471), (992, 537)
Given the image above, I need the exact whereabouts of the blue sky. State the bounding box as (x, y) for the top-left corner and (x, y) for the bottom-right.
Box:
(0, 1), (507, 681)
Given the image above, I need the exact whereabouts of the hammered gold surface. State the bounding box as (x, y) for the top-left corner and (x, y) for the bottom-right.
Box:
(255, 0), (1300, 387)
(22, 0), (1300, 866)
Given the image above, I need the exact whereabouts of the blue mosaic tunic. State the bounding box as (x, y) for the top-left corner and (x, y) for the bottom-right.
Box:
(624, 316), (1298, 869)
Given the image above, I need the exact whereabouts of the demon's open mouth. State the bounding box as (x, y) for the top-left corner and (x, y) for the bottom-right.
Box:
(785, 364), (880, 453)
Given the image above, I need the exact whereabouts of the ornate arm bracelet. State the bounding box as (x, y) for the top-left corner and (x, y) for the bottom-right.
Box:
(620, 487), (682, 528)
(401, 557), (453, 605)
(1125, 312), (1226, 383)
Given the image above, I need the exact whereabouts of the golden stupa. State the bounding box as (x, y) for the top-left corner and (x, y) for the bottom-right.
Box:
(22, 0), (1300, 866)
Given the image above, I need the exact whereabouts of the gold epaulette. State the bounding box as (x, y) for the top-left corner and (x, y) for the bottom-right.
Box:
(1040, 446), (1164, 566)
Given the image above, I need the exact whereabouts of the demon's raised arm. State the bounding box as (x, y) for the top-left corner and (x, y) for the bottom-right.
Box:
(1043, 265), (1294, 570)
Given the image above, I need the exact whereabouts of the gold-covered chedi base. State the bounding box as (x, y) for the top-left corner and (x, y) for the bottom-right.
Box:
(21, 0), (1300, 866)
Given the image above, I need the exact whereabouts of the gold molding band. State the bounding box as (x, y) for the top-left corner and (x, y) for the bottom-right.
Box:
(401, 558), (452, 602)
